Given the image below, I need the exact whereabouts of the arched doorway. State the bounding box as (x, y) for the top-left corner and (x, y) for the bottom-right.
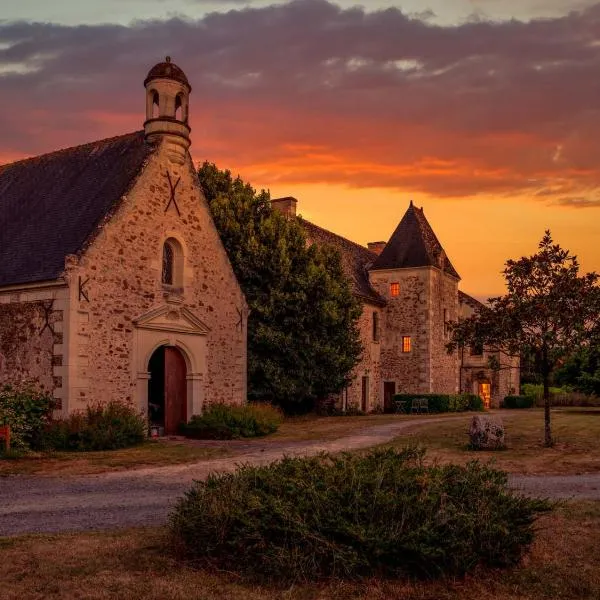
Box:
(148, 345), (187, 435)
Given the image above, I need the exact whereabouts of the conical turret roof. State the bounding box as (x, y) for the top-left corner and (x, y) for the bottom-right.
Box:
(371, 201), (460, 279)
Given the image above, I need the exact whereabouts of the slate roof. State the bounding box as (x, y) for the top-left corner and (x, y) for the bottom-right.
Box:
(0, 131), (155, 287)
(371, 202), (460, 279)
(300, 219), (386, 306)
(459, 290), (485, 309)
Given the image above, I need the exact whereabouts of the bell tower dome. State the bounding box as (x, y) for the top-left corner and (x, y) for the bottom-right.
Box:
(144, 56), (191, 163)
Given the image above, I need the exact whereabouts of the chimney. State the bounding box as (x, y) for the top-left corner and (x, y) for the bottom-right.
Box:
(271, 196), (297, 218)
(368, 241), (386, 255)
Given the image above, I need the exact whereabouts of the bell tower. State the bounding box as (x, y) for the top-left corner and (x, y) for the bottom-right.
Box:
(144, 56), (192, 164)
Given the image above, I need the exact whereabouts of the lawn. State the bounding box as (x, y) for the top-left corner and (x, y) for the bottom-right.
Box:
(388, 408), (600, 474)
(1, 501), (598, 600)
(0, 441), (229, 477)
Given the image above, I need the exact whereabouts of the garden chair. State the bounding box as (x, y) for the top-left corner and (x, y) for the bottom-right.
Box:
(394, 399), (407, 414)
(411, 398), (429, 414)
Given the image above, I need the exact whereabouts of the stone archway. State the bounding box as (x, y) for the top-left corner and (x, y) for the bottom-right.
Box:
(132, 304), (210, 430)
(148, 345), (188, 435)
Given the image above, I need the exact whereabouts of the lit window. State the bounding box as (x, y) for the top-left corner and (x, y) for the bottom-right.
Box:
(162, 242), (174, 285)
(402, 336), (412, 353)
(372, 311), (379, 342)
(390, 282), (400, 297)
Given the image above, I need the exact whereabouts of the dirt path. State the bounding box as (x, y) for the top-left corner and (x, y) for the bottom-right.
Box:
(1, 414), (599, 537)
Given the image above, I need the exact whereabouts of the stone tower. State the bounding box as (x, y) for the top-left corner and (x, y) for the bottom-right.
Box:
(144, 56), (192, 164)
(368, 202), (460, 394)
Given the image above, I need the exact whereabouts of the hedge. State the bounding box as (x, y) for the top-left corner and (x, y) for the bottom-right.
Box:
(181, 402), (284, 440)
(37, 401), (146, 451)
(503, 395), (534, 409)
(392, 393), (484, 413)
(170, 447), (551, 582)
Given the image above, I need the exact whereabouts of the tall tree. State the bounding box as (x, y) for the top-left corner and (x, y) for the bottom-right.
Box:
(448, 232), (600, 446)
(197, 162), (362, 412)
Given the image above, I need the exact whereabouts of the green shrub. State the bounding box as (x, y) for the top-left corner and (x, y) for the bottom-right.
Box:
(503, 395), (534, 409)
(38, 401), (146, 451)
(0, 383), (55, 450)
(170, 448), (550, 582)
(182, 403), (283, 440)
(392, 393), (484, 414)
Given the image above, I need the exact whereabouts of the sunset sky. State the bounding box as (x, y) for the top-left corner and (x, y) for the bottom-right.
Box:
(1, 0), (599, 299)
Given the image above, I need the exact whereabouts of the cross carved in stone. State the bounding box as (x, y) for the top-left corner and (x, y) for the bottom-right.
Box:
(164, 171), (181, 217)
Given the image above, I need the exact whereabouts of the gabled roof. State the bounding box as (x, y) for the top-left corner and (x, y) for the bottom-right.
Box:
(300, 219), (386, 306)
(371, 201), (460, 279)
(0, 131), (156, 287)
(459, 290), (485, 309)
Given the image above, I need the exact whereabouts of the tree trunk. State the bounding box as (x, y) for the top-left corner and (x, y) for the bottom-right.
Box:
(542, 348), (552, 447)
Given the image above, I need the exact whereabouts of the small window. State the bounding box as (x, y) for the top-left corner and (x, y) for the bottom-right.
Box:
(372, 311), (379, 342)
(161, 237), (184, 289)
(470, 343), (484, 356)
(402, 336), (412, 353)
(162, 242), (174, 285)
(390, 282), (400, 297)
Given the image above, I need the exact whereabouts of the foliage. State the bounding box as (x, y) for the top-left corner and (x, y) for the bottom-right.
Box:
(503, 395), (534, 409)
(170, 447), (550, 582)
(38, 401), (146, 452)
(449, 232), (600, 446)
(197, 162), (362, 412)
(181, 403), (284, 440)
(0, 383), (55, 451)
(554, 344), (600, 396)
(392, 393), (483, 413)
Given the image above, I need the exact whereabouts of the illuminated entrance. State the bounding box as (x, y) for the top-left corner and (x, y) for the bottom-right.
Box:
(478, 382), (491, 409)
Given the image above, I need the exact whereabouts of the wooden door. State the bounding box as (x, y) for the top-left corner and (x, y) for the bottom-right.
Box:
(384, 382), (396, 413)
(361, 376), (369, 412)
(164, 347), (187, 435)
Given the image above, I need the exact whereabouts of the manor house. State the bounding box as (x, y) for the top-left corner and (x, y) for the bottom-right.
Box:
(271, 199), (519, 411)
(0, 58), (517, 427)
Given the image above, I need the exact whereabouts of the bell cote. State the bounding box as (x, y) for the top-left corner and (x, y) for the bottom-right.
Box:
(144, 56), (192, 163)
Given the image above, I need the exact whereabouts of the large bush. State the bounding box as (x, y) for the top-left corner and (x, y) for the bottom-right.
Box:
(503, 395), (534, 409)
(170, 448), (550, 582)
(393, 393), (483, 414)
(0, 383), (55, 451)
(181, 403), (283, 440)
(39, 401), (146, 451)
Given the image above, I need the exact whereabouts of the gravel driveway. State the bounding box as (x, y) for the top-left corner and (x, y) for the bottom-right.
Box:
(2, 415), (599, 537)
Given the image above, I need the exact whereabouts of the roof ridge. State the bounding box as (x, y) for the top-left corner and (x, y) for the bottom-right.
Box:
(0, 131), (145, 170)
(300, 218), (378, 259)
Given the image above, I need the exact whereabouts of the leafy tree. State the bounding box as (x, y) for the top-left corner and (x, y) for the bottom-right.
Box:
(448, 232), (600, 446)
(555, 344), (600, 396)
(197, 162), (362, 412)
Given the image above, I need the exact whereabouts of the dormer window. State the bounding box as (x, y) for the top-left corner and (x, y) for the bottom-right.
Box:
(161, 238), (184, 290)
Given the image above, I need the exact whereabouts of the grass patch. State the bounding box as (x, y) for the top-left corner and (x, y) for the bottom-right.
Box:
(0, 440), (230, 477)
(388, 408), (600, 474)
(1, 502), (599, 599)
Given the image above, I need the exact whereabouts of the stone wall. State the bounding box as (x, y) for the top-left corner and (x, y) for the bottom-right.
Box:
(62, 140), (247, 414)
(370, 268), (430, 394)
(0, 296), (63, 397)
(341, 302), (382, 412)
(428, 269), (459, 393)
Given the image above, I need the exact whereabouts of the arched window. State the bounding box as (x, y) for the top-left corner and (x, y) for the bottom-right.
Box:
(161, 238), (184, 289)
(152, 91), (159, 118)
(175, 93), (183, 121)
(162, 241), (174, 285)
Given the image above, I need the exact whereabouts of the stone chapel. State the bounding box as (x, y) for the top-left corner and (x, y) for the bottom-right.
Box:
(0, 58), (247, 434)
